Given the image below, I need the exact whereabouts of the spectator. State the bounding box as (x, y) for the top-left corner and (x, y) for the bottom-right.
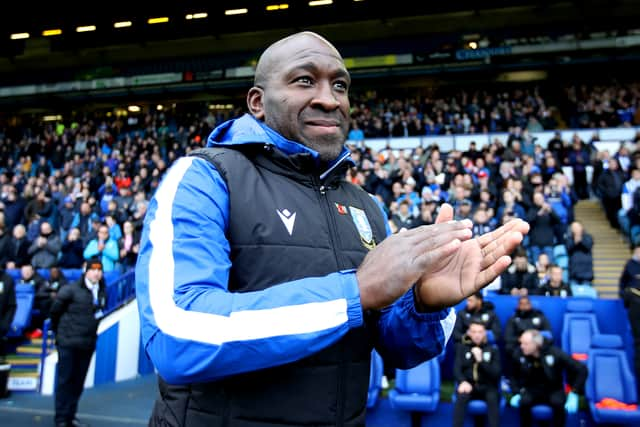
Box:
(17, 264), (48, 333)
(391, 200), (417, 230)
(504, 296), (552, 357)
(50, 257), (106, 427)
(452, 292), (501, 344)
(540, 265), (572, 297)
(118, 221), (139, 271)
(0, 267), (16, 362)
(28, 221), (62, 269)
(58, 228), (85, 269)
(597, 158), (625, 229)
(534, 252), (551, 288)
(453, 322), (501, 427)
(58, 195), (76, 240)
(0, 218), (11, 269)
(83, 224), (119, 272)
(70, 202), (99, 240)
(526, 192), (559, 263)
(565, 221), (594, 285)
(6, 224), (30, 269)
(48, 267), (69, 294)
(500, 248), (539, 295)
(510, 329), (587, 427)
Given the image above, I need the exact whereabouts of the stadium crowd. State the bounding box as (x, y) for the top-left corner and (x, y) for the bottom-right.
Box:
(0, 82), (639, 338)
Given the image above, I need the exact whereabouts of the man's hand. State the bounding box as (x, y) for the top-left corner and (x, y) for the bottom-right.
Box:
(415, 204), (529, 311)
(356, 215), (474, 310)
(471, 346), (483, 362)
(457, 381), (473, 394)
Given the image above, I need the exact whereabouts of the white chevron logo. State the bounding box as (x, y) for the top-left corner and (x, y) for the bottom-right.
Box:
(277, 209), (296, 236)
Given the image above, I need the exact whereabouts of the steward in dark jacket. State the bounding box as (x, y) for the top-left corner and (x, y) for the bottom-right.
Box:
(0, 270), (16, 359)
(49, 258), (106, 427)
(511, 329), (587, 427)
(453, 322), (501, 427)
(504, 296), (551, 357)
(453, 292), (501, 343)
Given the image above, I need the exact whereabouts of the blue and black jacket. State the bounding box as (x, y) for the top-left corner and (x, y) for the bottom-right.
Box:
(136, 114), (455, 426)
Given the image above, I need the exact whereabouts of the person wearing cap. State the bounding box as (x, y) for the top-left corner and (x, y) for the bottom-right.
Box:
(50, 257), (107, 427)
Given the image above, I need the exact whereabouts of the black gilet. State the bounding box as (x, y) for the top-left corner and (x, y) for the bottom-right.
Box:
(150, 145), (387, 427)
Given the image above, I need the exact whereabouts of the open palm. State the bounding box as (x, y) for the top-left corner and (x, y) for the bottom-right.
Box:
(416, 204), (529, 310)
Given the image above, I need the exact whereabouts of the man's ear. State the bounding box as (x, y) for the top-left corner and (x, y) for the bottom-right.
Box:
(247, 87), (265, 120)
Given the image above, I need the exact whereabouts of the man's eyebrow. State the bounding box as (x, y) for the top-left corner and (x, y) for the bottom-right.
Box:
(286, 61), (351, 82)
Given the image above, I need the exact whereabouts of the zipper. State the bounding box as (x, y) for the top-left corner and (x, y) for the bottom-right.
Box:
(314, 176), (346, 426)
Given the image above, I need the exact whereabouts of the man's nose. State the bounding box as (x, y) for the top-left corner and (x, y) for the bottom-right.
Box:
(311, 82), (340, 110)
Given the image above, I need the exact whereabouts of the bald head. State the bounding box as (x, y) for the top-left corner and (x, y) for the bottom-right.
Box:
(247, 31), (351, 162)
(254, 32), (342, 88)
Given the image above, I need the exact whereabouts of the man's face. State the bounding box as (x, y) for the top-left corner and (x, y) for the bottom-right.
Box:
(249, 35), (351, 162)
(514, 255), (528, 271)
(86, 266), (103, 283)
(550, 267), (563, 285)
(520, 332), (538, 356)
(466, 295), (480, 311)
(518, 297), (532, 312)
(467, 323), (486, 346)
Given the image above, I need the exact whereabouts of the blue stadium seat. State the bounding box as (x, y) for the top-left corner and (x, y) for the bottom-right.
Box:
(586, 334), (640, 424)
(61, 269), (83, 283)
(367, 350), (384, 409)
(561, 299), (600, 362)
(7, 289), (35, 337)
(553, 244), (568, 260)
(570, 283), (598, 299)
(389, 358), (440, 414)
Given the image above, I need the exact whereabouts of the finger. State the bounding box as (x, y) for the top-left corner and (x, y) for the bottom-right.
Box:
(474, 255), (513, 290)
(401, 219), (472, 243)
(435, 203), (453, 224)
(480, 231), (524, 270)
(477, 219), (528, 248)
(413, 224), (474, 252)
(414, 237), (461, 268)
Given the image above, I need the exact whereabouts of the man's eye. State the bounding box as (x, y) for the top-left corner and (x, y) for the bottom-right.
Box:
(294, 76), (313, 85)
(334, 81), (348, 91)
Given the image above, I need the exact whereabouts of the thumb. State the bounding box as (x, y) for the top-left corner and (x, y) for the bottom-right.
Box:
(435, 203), (454, 224)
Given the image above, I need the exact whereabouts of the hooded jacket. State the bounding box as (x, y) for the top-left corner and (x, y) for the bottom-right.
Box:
(136, 114), (455, 426)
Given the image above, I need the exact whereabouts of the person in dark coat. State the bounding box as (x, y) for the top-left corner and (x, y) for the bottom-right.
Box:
(619, 243), (640, 397)
(504, 296), (552, 357)
(50, 257), (106, 427)
(500, 247), (539, 296)
(6, 224), (30, 269)
(452, 292), (501, 343)
(565, 221), (594, 284)
(511, 329), (588, 427)
(0, 269), (16, 361)
(597, 158), (625, 229)
(540, 265), (573, 297)
(452, 322), (501, 427)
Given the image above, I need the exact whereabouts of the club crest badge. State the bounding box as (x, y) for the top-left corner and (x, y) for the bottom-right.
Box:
(349, 206), (376, 250)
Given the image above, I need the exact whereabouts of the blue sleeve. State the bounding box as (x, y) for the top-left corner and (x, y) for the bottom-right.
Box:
(135, 157), (365, 384)
(368, 193), (454, 368)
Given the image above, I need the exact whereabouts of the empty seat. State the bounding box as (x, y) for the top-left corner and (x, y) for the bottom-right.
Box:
(7, 291), (35, 338)
(586, 334), (640, 425)
(562, 299), (599, 362)
(389, 357), (440, 414)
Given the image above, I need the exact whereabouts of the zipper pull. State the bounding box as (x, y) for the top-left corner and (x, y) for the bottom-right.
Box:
(319, 185), (327, 195)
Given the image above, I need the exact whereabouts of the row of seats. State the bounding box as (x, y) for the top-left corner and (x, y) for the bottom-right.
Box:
(367, 300), (639, 425)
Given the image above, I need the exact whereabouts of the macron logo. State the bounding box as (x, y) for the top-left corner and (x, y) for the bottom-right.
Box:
(277, 209), (296, 236)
